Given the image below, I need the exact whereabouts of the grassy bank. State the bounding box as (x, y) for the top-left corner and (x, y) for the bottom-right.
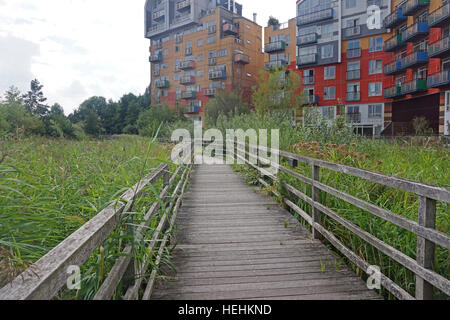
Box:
(0, 136), (169, 294)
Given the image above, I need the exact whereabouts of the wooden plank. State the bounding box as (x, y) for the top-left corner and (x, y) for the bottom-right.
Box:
(0, 164), (168, 300)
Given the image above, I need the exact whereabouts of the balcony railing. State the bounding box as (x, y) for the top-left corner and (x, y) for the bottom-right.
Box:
(264, 41), (286, 53)
(204, 88), (217, 96)
(147, 24), (165, 36)
(346, 112), (362, 123)
(149, 54), (163, 63)
(346, 70), (361, 81)
(296, 8), (333, 26)
(384, 33), (405, 52)
(184, 106), (199, 114)
(303, 76), (314, 85)
(180, 75), (195, 85)
(385, 86), (402, 98)
(155, 80), (170, 88)
(404, 0), (430, 16)
(223, 23), (239, 35)
(234, 53), (250, 64)
(346, 92), (361, 102)
(403, 22), (429, 43)
(179, 60), (195, 70)
(181, 91), (197, 99)
(304, 95), (319, 105)
(209, 70), (226, 80)
(185, 47), (192, 56)
(296, 54), (318, 66)
(427, 70), (450, 88)
(265, 60), (287, 70)
(176, 0), (191, 11)
(428, 37), (450, 58)
(347, 48), (361, 59)
(208, 57), (216, 66)
(173, 14), (191, 25)
(429, 3), (450, 27)
(343, 25), (361, 38)
(399, 51), (428, 71)
(384, 6), (407, 28)
(297, 33), (318, 46)
(152, 10), (165, 20)
(384, 60), (402, 75)
(400, 79), (427, 95)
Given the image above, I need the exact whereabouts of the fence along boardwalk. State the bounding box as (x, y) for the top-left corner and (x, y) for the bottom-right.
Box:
(151, 164), (380, 300)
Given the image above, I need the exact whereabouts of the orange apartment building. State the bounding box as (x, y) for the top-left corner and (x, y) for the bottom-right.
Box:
(145, 0), (264, 122)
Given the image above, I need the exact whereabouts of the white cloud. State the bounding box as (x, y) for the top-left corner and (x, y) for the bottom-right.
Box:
(0, 0), (295, 114)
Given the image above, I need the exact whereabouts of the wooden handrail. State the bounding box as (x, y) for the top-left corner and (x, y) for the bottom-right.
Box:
(227, 139), (450, 300)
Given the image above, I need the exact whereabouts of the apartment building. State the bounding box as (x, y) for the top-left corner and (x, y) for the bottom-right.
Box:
(384, 0), (450, 136)
(264, 18), (297, 70)
(145, 0), (264, 122)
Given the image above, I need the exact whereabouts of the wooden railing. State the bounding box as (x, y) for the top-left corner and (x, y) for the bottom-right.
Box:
(228, 139), (450, 300)
(0, 144), (194, 300)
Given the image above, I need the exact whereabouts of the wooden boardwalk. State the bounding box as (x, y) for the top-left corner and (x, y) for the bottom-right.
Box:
(152, 165), (380, 300)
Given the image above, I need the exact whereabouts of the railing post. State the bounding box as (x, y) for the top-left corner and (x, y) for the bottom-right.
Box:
(311, 163), (322, 240)
(416, 196), (436, 300)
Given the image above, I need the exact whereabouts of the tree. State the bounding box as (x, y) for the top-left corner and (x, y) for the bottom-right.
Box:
(267, 16), (279, 27)
(22, 79), (49, 117)
(137, 104), (176, 138)
(252, 69), (304, 118)
(204, 91), (250, 127)
(2, 86), (23, 104)
(84, 110), (102, 137)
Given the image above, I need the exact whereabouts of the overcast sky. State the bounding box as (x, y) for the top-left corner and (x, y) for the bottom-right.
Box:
(0, 0), (295, 114)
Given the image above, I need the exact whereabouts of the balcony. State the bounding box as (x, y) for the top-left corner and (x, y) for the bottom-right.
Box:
(427, 70), (450, 88)
(304, 95), (319, 105)
(346, 70), (361, 81)
(385, 86), (402, 98)
(265, 60), (287, 70)
(297, 54), (318, 66)
(384, 34), (406, 52)
(347, 48), (361, 59)
(223, 23), (239, 35)
(297, 33), (318, 46)
(399, 51), (428, 71)
(403, 22), (429, 43)
(208, 57), (217, 66)
(303, 76), (314, 85)
(184, 106), (199, 114)
(400, 79), (427, 95)
(204, 88), (217, 96)
(428, 37), (450, 58)
(173, 14), (191, 26)
(185, 47), (192, 56)
(155, 80), (169, 88)
(179, 60), (195, 70)
(234, 53), (250, 64)
(147, 24), (166, 37)
(152, 10), (165, 21)
(346, 113), (362, 124)
(384, 60), (402, 75)
(429, 3), (450, 28)
(208, 25), (216, 34)
(264, 41), (286, 53)
(176, 0), (191, 11)
(209, 70), (226, 80)
(181, 91), (197, 99)
(404, 0), (430, 16)
(384, 7), (407, 28)
(346, 92), (361, 102)
(296, 8), (333, 26)
(343, 26), (361, 38)
(180, 75), (195, 85)
(149, 54), (163, 63)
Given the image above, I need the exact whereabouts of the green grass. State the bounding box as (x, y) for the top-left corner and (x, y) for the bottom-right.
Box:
(0, 135), (169, 295)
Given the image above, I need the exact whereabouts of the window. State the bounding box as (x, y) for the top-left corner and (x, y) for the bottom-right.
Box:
(369, 60), (383, 74)
(324, 66), (336, 80)
(321, 44), (334, 59)
(197, 39), (203, 47)
(368, 104), (383, 118)
(161, 63), (168, 70)
(217, 49), (227, 57)
(207, 36), (216, 44)
(208, 50), (216, 58)
(369, 37), (383, 52)
(198, 54), (203, 62)
(346, 0), (357, 9)
(320, 106), (336, 120)
(186, 40), (192, 48)
(197, 70), (203, 77)
(321, 23), (334, 40)
(348, 60), (360, 71)
(324, 87), (336, 100)
(163, 48), (169, 56)
(369, 82), (383, 96)
(175, 46), (180, 53)
(348, 39), (360, 49)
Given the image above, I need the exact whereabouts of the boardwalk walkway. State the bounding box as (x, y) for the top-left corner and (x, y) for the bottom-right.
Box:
(152, 165), (380, 300)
